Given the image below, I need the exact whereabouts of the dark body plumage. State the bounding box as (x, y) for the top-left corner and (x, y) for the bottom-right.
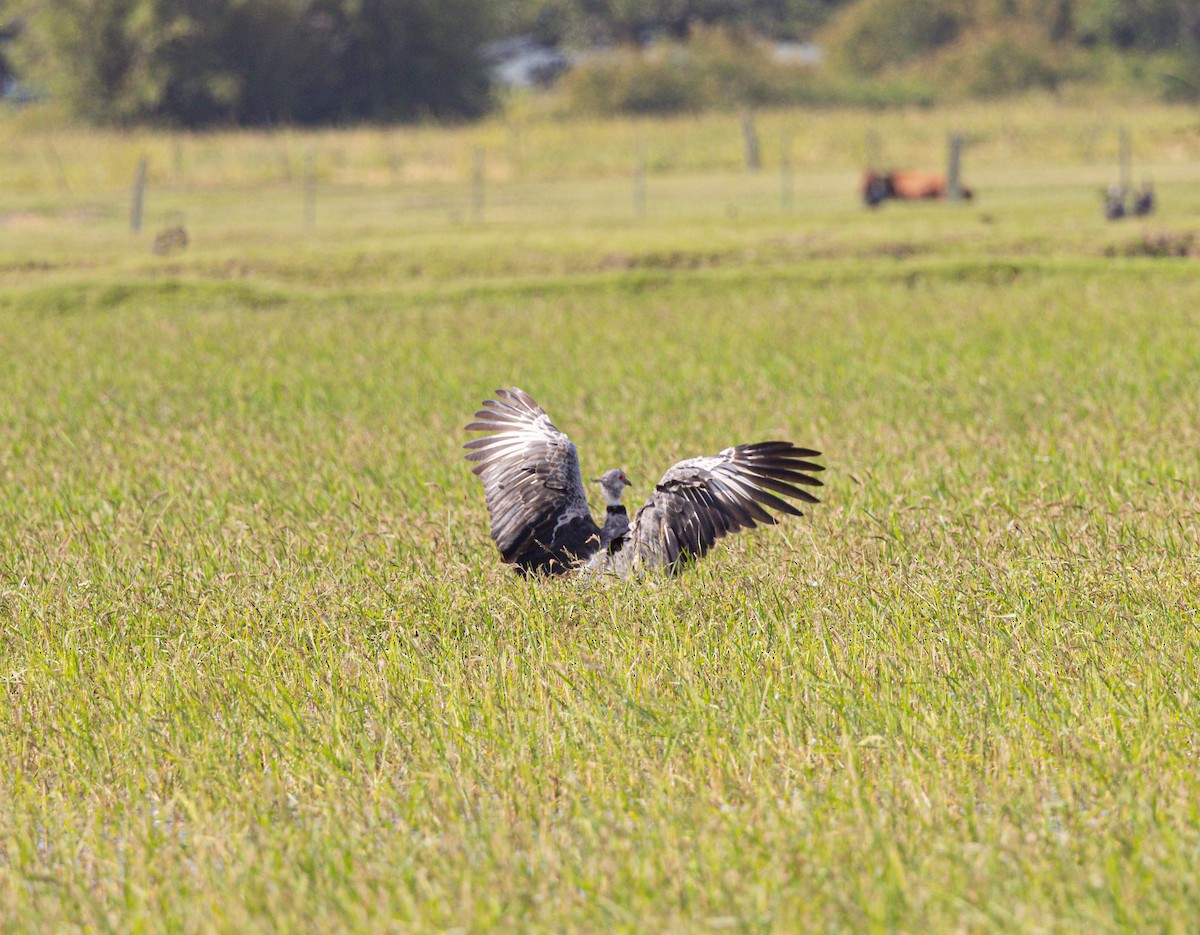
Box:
(465, 388), (825, 576)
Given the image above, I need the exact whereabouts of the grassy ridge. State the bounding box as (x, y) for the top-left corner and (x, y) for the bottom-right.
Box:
(1, 105), (1199, 931)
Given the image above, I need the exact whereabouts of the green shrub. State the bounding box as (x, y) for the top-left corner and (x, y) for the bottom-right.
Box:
(562, 49), (706, 115)
(1159, 52), (1200, 103)
(559, 25), (936, 115)
(821, 0), (971, 74)
(932, 25), (1089, 97)
(1075, 0), (1195, 51)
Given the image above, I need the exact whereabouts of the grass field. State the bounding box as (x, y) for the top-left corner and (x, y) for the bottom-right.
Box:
(0, 99), (1199, 932)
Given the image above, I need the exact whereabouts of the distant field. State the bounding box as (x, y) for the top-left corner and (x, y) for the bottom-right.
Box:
(0, 100), (1198, 932)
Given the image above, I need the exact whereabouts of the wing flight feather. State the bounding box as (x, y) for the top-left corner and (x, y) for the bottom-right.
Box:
(622, 441), (825, 573)
(464, 388), (598, 574)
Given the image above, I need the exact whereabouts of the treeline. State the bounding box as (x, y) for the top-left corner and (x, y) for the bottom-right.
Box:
(17, 0), (494, 127)
(556, 0), (1200, 113)
(502, 0), (1200, 55)
(825, 0), (1200, 74)
(7, 0), (1200, 128)
(496, 0), (848, 44)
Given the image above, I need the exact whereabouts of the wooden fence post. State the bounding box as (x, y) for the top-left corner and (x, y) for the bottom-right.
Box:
(947, 133), (965, 201)
(303, 149), (316, 228)
(742, 112), (761, 172)
(865, 130), (882, 170)
(1118, 126), (1131, 193)
(471, 147), (485, 222)
(781, 132), (794, 212)
(45, 141), (70, 194)
(130, 157), (148, 233)
(507, 121), (522, 178)
(277, 137), (292, 182)
(388, 130), (404, 183)
(634, 142), (647, 220)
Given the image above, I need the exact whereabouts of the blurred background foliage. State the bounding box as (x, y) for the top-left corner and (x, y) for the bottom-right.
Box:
(15, 0), (495, 126)
(2, 0), (1198, 126)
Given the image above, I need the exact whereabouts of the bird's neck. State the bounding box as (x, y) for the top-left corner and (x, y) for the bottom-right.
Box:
(602, 489), (625, 508)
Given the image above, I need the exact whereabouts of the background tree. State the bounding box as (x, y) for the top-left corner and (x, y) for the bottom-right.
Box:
(497, 0), (848, 44)
(302, 0), (494, 123)
(14, 0), (1200, 123)
(24, 0), (495, 127)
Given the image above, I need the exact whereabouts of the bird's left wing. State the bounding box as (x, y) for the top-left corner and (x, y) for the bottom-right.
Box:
(464, 388), (597, 574)
(622, 441), (824, 574)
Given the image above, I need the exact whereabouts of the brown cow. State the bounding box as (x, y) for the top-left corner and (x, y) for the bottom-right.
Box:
(862, 170), (973, 207)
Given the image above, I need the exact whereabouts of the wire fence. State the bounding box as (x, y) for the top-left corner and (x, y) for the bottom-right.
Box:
(0, 115), (1195, 249)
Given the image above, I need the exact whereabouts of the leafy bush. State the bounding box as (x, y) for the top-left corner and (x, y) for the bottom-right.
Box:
(560, 25), (934, 115)
(1075, 0), (1196, 51)
(820, 0), (970, 74)
(931, 25), (1089, 97)
(814, 0), (1179, 100)
(1159, 53), (1200, 103)
(562, 49), (706, 115)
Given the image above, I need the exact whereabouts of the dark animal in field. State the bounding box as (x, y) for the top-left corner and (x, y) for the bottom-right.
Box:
(863, 172), (891, 207)
(1132, 183), (1155, 217)
(862, 170), (973, 207)
(152, 225), (189, 256)
(465, 388), (824, 576)
(1103, 183), (1155, 221)
(1103, 185), (1127, 221)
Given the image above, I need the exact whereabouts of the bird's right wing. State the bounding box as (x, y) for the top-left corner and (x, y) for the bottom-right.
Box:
(464, 388), (596, 573)
(623, 441), (824, 573)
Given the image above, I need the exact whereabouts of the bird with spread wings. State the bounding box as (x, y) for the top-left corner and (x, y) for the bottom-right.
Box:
(464, 388), (824, 576)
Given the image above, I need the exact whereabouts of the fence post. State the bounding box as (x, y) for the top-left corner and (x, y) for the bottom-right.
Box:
(947, 132), (965, 201)
(865, 130), (882, 170)
(471, 147), (485, 222)
(46, 141), (70, 194)
(781, 132), (794, 212)
(634, 142), (647, 220)
(742, 112), (761, 172)
(130, 157), (148, 234)
(507, 121), (522, 178)
(387, 130), (403, 183)
(278, 137), (292, 182)
(303, 149), (316, 228)
(1118, 126), (1131, 193)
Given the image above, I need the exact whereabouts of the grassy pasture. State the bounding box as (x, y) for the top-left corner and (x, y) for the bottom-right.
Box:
(0, 100), (1199, 931)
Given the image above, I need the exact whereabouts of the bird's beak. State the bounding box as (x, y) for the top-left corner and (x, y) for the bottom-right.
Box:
(624, 478), (632, 486)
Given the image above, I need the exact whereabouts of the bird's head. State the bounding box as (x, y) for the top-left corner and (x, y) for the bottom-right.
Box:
(593, 468), (631, 506)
